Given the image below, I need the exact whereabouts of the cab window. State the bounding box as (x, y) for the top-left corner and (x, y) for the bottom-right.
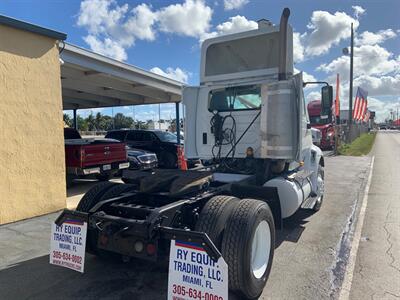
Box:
(209, 85), (261, 112)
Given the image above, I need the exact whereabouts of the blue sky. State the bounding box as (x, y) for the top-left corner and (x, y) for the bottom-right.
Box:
(1, 0), (399, 122)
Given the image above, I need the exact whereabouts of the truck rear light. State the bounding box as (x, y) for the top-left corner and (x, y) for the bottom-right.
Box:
(134, 240), (144, 253)
(146, 243), (156, 255)
(80, 148), (85, 161)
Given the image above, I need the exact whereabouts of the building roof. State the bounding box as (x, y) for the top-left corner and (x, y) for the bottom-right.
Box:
(61, 43), (183, 110)
(0, 15), (66, 40)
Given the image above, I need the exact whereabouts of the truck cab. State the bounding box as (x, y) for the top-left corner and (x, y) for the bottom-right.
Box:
(183, 13), (325, 218)
(307, 100), (335, 149)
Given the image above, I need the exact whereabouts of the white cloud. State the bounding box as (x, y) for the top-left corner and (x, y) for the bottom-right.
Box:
(352, 6), (366, 18)
(123, 4), (157, 41)
(354, 74), (400, 97)
(77, 0), (128, 35)
(318, 44), (400, 80)
(305, 10), (359, 56)
(367, 97), (399, 122)
(201, 15), (257, 42)
(157, 0), (212, 38)
(223, 0), (249, 10)
(77, 0), (212, 60)
(216, 15), (257, 35)
(150, 67), (190, 83)
(77, 0), (157, 60)
(355, 29), (397, 46)
(84, 35), (128, 61)
(305, 91), (321, 103)
(293, 32), (305, 63)
(294, 68), (316, 83)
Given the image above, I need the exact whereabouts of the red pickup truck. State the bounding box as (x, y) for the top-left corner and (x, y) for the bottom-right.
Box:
(64, 128), (129, 185)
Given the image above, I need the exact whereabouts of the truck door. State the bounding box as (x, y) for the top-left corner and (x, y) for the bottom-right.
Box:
(126, 131), (144, 149)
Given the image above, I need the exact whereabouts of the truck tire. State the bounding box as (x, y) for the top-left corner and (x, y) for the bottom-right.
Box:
(99, 183), (135, 201)
(195, 195), (239, 248)
(76, 182), (116, 212)
(313, 165), (325, 212)
(221, 199), (275, 300)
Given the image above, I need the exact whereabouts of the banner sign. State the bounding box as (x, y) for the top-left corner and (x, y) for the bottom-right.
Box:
(50, 219), (87, 273)
(168, 240), (228, 300)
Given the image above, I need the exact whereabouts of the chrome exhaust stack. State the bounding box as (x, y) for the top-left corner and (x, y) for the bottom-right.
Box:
(278, 8), (290, 81)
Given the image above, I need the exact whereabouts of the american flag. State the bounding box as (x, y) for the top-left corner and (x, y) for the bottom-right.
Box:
(352, 87), (368, 122)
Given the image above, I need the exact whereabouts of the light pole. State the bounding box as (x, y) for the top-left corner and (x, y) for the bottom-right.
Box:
(342, 23), (354, 142)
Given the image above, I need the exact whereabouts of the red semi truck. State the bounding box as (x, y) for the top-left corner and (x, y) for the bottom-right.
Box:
(64, 128), (129, 185)
(307, 100), (335, 149)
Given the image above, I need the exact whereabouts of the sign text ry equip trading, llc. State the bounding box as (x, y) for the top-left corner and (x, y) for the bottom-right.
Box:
(50, 219), (87, 273)
(168, 240), (228, 300)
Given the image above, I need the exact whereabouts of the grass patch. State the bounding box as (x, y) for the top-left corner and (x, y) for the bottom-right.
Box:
(338, 132), (376, 156)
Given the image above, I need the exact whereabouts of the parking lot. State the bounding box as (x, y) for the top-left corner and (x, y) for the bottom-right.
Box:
(0, 152), (376, 299)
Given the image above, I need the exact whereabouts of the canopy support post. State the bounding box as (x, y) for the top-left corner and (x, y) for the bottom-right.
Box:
(176, 103), (180, 144)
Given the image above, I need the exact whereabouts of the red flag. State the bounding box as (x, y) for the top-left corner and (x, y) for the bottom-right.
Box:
(335, 74), (340, 118)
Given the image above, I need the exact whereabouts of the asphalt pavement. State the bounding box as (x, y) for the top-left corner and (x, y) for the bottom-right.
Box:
(0, 136), (392, 299)
(347, 131), (400, 300)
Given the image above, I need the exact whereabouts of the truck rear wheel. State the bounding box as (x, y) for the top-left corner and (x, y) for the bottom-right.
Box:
(195, 195), (239, 248)
(76, 182), (116, 212)
(221, 199), (275, 299)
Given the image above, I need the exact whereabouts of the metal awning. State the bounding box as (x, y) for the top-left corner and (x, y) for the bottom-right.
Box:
(60, 43), (183, 110)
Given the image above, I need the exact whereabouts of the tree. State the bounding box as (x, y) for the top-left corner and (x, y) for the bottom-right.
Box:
(135, 120), (148, 129)
(63, 113), (73, 127)
(77, 115), (88, 131)
(86, 113), (97, 131)
(114, 113), (134, 129)
(95, 112), (102, 130)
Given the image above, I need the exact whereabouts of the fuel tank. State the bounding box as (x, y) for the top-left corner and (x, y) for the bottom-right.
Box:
(264, 176), (311, 218)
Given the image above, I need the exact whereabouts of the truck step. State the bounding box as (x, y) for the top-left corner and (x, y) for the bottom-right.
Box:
(301, 196), (317, 210)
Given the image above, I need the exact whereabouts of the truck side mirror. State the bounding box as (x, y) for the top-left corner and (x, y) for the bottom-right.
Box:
(321, 85), (333, 116)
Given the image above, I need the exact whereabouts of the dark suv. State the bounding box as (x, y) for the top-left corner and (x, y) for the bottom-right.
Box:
(105, 130), (189, 169)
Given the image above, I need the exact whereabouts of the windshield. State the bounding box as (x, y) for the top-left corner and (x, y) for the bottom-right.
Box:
(153, 131), (178, 143)
(309, 116), (330, 125)
(209, 85), (261, 112)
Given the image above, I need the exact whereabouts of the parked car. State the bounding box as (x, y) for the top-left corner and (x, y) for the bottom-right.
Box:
(64, 128), (129, 186)
(105, 129), (199, 169)
(126, 146), (158, 170)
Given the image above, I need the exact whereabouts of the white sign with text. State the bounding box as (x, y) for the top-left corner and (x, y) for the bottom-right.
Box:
(49, 219), (87, 273)
(168, 240), (228, 300)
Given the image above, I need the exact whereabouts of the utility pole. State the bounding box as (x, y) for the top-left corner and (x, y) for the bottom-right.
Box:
(348, 23), (354, 140)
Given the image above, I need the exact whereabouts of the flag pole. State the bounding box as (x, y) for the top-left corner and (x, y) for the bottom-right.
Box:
(335, 73), (340, 154)
(348, 23), (354, 142)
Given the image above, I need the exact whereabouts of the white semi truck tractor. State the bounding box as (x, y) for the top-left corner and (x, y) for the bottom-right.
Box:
(56, 8), (330, 299)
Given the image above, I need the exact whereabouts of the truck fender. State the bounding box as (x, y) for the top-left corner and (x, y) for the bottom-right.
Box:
(309, 144), (323, 193)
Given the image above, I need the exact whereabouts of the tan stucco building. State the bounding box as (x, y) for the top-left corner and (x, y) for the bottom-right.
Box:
(0, 15), (183, 225)
(0, 16), (67, 224)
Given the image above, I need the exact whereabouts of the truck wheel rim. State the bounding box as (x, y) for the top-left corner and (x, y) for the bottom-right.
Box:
(251, 220), (271, 279)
